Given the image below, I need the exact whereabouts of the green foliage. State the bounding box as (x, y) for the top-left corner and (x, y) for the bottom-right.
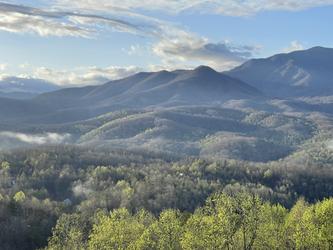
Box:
(47, 213), (90, 250)
(13, 191), (26, 203)
(136, 210), (184, 250)
(254, 203), (288, 249)
(88, 208), (148, 250)
(46, 193), (333, 250)
(0, 161), (10, 170)
(0, 146), (332, 249)
(284, 198), (333, 249)
(182, 192), (263, 250)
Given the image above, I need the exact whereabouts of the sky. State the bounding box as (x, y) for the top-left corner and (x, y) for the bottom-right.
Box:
(0, 0), (333, 86)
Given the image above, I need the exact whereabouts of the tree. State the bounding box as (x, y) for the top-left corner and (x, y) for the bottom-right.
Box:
(310, 198), (333, 249)
(182, 192), (263, 250)
(47, 213), (89, 250)
(136, 209), (184, 250)
(13, 191), (26, 203)
(88, 208), (147, 250)
(285, 198), (310, 249)
(182, 208), (229, 250)
(253, 203), (288, 249)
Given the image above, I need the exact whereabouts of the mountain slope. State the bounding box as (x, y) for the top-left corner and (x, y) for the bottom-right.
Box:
(0, 91), (37, 100)
(0, 97), (51, 121)
(227, 46), (333, 97)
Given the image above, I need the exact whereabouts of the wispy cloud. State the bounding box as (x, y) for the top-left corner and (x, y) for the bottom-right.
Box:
(0, 131), (71, 145)
(0, 2), (161, 38)
(0, 2), (91, 37)
(213, 0), (333, 16)
(56, 0), (333, 16)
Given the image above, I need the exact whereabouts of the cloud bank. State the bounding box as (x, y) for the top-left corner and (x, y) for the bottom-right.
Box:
(31, 65), (142, 86)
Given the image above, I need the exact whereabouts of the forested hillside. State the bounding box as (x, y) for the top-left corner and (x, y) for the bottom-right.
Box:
(0, 146), (332, 249)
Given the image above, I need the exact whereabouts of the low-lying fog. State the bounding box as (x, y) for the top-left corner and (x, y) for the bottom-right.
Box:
(0, 131), (71, 149)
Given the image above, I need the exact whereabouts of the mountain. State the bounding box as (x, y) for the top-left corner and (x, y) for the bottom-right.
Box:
(0, 96), (50, 122)
(0, 77), (59, 99)
(227, 46), (333, 97)
(29, 66), (262, 123)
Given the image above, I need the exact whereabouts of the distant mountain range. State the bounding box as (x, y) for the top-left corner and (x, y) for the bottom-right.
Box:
(1, 47), (332, 101)
(0, 77), (59, 99)
(0, 47), (332, 124)
(227, 46), (333, 97)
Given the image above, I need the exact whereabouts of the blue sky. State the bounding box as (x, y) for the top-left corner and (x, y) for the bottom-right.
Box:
(0, 0), (333, 85)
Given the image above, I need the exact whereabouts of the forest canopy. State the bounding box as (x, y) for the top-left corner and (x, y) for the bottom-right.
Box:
(47, 192), (333, 250)
(0, 145), (332, 249)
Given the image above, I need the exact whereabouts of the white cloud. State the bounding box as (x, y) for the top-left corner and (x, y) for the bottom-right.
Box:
(283, 41), (305, 53)
(0, 64), (7, 71)
(0, 132), (71, 145)
(153, 34), (259, 70)
(31, 65), (142, 86)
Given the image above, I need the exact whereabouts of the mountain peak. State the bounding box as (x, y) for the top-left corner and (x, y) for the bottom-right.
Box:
(307, 46), (330, 51)
(194, 65), (217, 74)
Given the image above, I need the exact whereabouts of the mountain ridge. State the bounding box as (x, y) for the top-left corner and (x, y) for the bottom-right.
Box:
(226, 46), (333, 97)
